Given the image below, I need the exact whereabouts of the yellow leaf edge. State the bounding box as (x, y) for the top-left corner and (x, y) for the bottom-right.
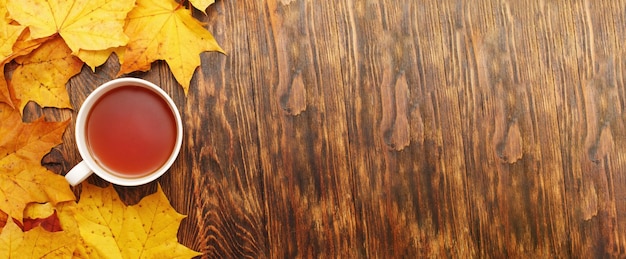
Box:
(75, 183), (203, 259)
(136, 184), (203, 258)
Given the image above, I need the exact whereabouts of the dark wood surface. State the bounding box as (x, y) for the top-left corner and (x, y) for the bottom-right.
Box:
(32, 0), (626, 257)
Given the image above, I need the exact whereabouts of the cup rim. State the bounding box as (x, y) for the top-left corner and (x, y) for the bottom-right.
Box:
(75, 77), (183, 186)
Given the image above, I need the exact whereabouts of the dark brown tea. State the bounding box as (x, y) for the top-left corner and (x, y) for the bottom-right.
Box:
(86, 85), (177, 177)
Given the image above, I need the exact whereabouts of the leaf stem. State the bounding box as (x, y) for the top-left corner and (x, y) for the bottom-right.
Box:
(175, 0), (188, 10)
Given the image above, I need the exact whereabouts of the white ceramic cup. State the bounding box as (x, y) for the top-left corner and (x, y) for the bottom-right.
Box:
(65, 78), (183, 186)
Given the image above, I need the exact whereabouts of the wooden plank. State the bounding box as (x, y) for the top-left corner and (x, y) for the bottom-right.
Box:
(551, 1), (626, 257)
(173, 1), (269, 257)
(28, 0), (626, 257)
(460, 1), (568, 257)
(247, 0), (357, 257)
(334, 0), (457, 257)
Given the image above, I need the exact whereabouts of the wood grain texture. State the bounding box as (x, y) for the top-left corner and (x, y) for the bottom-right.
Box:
(32, 0), (626, 257)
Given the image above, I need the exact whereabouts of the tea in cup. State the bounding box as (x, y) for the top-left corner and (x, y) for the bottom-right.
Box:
(65, 78), (183, 186)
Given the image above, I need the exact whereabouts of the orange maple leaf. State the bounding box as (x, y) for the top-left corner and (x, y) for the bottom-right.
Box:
(0, 66), (13, 108)
(20, 202), (63, 232)
(119, 0), (224, 94)
(10, 36), (83, 112)
(0, 102), (75, 222)
(1, 30), (53, 109)
(0, 210), (7, 229)
(6, 0), (135, 54)
(9, 29), (50, 62)
(75, 183), (202, 258)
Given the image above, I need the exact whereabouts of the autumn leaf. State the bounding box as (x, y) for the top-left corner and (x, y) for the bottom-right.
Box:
(73, 183), (125, 258)
(0, 102), (69, 168)
(0, 219), (75, 258)
(0, 3), (25, 63)
(24, 202), (55, 220)
(3, 30), (65, 110)
(190, 0), (216, 13)
(6, 0), (135, 54)
(0, 209), (7, 229)
(54, 201), (96, 258)
(76, 46), (125, 71)
(1, 0), (216, 256)
(0, 67), (13, 107)
(0, 0), (8, 22)
(0, 0), (23, 107)
(119, 0), (224, 94)
(11, 36), (83, 112)
(121, 186), (202, 258)
(21, 202), (63, 232)
(0, 102), (74, 221)
(10, 29), (51, 62)
(75, 183), (202, 258)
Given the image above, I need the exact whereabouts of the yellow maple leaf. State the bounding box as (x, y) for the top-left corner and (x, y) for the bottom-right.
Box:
(11, 36), (83, 112)
(119, 0), (224, 94)
(1, 27), (47, 108)
(23, 201), (96, 258)
(189, 0), (216, 13)
(75, 183), (201, 258)
(0, 219), (76, 258)
(0, 1), (25, 63)
(0, 0), (8, 21)
(55, 201), (98, 258)
(23, 202), (55, 219)
(0, 102), (74, 221)
(9, 29), (50, 62)
(6, 0), (135, 54)
(76, 46), (125, 72)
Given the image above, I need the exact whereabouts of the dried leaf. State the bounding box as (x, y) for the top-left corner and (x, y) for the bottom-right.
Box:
(0, 3), (25, 62)
(76, 183), (202, 258)
(0, 102), (74, 221)
(11, 36), (83, 112)
(189, 0), (216, 13)
(10, 29), (50, 61)
(73, 183), (125, 258)
(121, 185), (202, 258)
(0, 66), (12, 107)
(1, 1), (215, 256)
(0, 210), (7, 229)
(0, 219), (75, 258)
(76, 46), (125, 72)
(24, 202), (55, 220)
(6, 0), (135, 54)
(22, 203), (62, 232)
(119, 0), (223, 94)
(0, 0), (21, 107)
(0, 0), (8, 22)
(54, 201), (97, 258)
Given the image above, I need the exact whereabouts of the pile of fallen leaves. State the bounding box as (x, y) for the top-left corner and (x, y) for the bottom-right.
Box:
(1, 0), (222, 257)
(0, 100), (201, 256)
(1, 0), (222, 112)
(1, 183), (201, 258)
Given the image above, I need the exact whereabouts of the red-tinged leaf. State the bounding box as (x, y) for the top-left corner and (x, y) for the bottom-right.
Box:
(23, 211), (62, 232)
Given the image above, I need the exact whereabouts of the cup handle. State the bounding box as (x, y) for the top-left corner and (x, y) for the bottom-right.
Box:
(65, 161), (93, 186)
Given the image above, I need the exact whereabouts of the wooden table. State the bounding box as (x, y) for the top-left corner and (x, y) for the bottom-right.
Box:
(34, 0), (626, 257)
